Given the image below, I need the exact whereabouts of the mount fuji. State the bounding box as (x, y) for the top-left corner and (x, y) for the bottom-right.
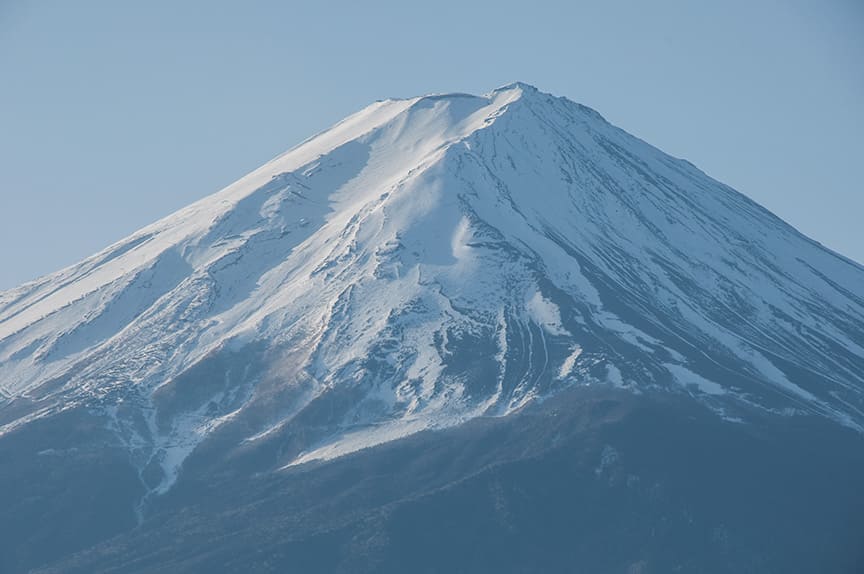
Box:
(2, 83), (863, 573)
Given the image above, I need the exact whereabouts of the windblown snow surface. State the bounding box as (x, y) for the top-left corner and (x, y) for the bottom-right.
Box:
(2, 83), (863, 502)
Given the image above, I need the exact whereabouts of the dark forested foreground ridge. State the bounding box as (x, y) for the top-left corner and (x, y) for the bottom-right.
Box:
(1, 83), (863, 572)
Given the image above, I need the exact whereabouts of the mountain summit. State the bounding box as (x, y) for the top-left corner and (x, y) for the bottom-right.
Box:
(2, 84), (863, 573)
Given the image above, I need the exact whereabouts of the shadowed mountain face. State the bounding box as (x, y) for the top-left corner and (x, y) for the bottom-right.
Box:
(1, 84), (863, 573)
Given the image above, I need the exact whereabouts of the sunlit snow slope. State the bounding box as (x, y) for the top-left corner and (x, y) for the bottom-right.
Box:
(2, 83), (863, 498)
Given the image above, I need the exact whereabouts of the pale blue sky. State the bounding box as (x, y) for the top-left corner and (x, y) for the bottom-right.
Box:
(1, 0), (862, 289)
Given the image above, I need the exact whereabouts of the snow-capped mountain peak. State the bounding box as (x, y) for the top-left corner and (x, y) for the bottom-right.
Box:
(2, 83), (863, 498)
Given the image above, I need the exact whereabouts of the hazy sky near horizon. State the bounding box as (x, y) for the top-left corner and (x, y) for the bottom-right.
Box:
(1, 0), (862, 289)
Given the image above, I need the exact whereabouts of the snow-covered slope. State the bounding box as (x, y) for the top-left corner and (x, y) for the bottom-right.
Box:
(2, 83), (863, 499)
